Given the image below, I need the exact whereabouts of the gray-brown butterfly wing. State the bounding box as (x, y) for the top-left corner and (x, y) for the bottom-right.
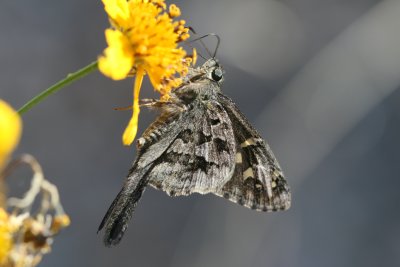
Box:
(147, 96), (236, 196)
(214, 93), (291, 211)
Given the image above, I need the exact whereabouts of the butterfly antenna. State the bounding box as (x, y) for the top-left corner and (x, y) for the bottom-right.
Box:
(188, 27), (213, 58)
(184, 40), (207, 61)
(211, 34), (221, 58)
(184, 27), (207, 60)
(188, 33), (220, 59)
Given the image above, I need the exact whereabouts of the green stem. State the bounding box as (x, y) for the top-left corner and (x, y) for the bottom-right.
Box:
(18, 61), (99, 115)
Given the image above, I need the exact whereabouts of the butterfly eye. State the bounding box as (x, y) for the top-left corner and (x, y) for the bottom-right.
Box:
(211, 68), (223, 82)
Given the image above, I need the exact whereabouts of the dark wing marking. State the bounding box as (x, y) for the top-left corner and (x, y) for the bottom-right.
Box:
(99, 105), (190, 246)
(215, 94), (291, 211)
(147, 99), (236, 196)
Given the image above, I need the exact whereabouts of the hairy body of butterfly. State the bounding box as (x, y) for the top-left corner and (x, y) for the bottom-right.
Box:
(98, 59), (291, 246)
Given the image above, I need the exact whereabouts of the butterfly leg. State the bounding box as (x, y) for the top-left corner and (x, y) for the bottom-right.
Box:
(139, 98), (159, 107)
(113, 99), (167, 110)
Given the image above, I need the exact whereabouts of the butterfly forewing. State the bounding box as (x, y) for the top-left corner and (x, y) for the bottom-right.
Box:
(147, 88), (236, 196)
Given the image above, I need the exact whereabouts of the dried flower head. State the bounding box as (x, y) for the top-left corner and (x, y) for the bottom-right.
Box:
(98, 0), (194, 145)
(0, 155), (70, 267)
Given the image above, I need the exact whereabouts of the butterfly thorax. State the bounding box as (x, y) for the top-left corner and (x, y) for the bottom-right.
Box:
(138, 59), (225, 150)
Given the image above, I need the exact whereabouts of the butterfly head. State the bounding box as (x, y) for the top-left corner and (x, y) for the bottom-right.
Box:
(184, 58), (224, 86)
(202, 58), (224, 84)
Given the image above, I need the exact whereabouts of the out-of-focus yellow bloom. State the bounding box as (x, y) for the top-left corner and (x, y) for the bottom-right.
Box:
(98, 0), (192, 145)
(0, 208), (13, 265)
(0, 100), (22, 168)
(0, 100), (20, 264)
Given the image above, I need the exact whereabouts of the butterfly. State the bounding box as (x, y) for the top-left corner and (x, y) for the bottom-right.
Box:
(98, 58), (291, 246)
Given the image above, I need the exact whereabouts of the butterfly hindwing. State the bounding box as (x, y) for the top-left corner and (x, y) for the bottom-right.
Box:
(214, 94), (291, 211)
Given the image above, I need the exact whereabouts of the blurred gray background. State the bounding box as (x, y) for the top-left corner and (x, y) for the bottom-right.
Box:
(1, 0), (400, 266)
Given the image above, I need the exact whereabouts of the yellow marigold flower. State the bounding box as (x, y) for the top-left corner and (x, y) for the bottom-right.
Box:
(98, 0), (191, 145)
(0, 100), (22, 169)
(0, 208), (13, 265)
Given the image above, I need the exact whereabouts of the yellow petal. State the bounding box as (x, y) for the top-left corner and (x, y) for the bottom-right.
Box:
(192, 48), (197, 65)
(102, 0), (130, 25)
(98, 29), (134, 80)
(122, 69), (144, 146)
(0, 100), (22, 169)
(122, 114), (139, 146)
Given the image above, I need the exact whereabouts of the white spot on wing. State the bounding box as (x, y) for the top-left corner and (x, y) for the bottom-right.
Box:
(235, 152), (242, 163)
(243, 167), (254, 180)
(240, 138), (257, 148)
(266, 181), (273, 199)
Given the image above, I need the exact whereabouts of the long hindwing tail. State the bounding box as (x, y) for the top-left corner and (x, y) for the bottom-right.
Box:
(98, 104), (188, 246)
(98, 165), (151, 246)
(216, 94), (291, 211)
